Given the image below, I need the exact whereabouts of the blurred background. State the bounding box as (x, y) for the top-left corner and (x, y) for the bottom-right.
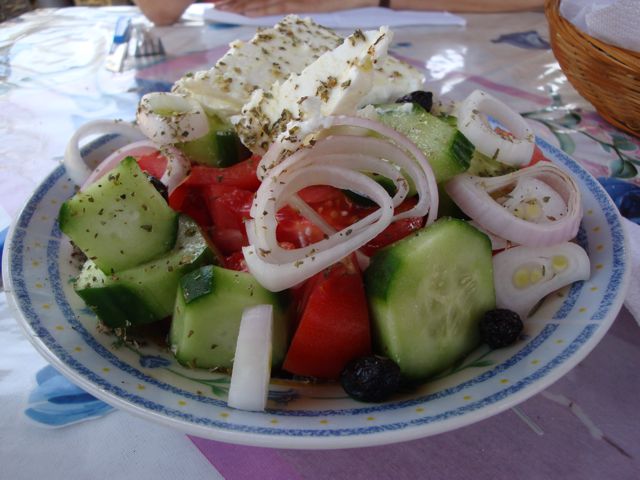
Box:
(1, 1), (133, 23)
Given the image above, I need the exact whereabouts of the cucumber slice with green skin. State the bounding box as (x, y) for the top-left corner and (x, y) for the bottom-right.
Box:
(376, 103), (475, 183)
(364, 218), (496, 381)
(59, 156), (178, 274)
(343, 173), (400, 207)
(74, 215), (215, 329)
(170, 265), (290, 370)
(437, 183), (467, 220)
(176, 114), (250, 167)
(467, 150), (517, 177)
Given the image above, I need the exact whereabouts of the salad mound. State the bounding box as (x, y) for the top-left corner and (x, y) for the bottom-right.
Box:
(60, 16), (589, 411)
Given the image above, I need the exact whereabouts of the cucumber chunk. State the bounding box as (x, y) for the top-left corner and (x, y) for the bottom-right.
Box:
(364, 218), (496, 381)
(376, 103), (475, 183)
(169, 265), (290, 370)
(59, 156), (178, 274)
(74, 215), (215, 329)
(467, 150), (517, 177)
(176, 114), (250, 167)
(437, 183), (466, 219)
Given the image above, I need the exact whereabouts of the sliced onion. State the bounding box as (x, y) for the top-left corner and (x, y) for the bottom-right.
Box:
(258, 115), (439, 224)
(445, 162), (582, 247)
(81, 140), (158, 190)
(242, 115), (439, 292)
(493, 242), (590, 319)
(227, 304), (273, 412)
(64, 119), (146, 185)
(159, 145), (190, 194)
(136, 92), (209, 146)
(499, 177), (566, 223)
(456, 89), (534, 167)
(468, 221), (511, 251)
(287, 193), (371, 270)
(80, 141), (189, 195)
(244, 166), (394, 291)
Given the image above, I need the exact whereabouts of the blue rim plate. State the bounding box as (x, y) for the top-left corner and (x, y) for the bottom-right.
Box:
(1, 136), (630, 449)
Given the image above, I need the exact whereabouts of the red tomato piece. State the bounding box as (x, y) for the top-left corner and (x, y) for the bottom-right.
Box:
(524, 145), (549, 167)
(207, 189), (253, 255)
(168, 155), (261, 228)
(358, 197), (425, 256)
(282, 258), (371, 380)
(224, 251), (249, 272)
(208, 189), (253, 231)
(136, 151), (167, 179)
(360, 215), (425, 256)
(210, 229), (246, 256)
(297, 185), (346, 204)
(275, 205), (326, 248)
(181, 155), (262, 191)
(303, 187), (360, 232)
(275, 188), (361, 248)
(168, 186), (211, 227)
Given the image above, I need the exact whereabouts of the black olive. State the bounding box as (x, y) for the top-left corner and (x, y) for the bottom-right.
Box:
(146, 174), (168, 202)
(340, 355), (401, 403)
(395, 90), (433, 112)
(479, 309), (523, 349)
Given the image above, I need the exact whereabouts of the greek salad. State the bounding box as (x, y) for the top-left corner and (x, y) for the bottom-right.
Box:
(60, 16), (589, 411)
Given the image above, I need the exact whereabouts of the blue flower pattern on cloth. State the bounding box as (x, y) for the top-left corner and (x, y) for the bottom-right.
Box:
(492, 30), (550, 50)
(598, 178), (640, 224)
(25, 365), (114, 427)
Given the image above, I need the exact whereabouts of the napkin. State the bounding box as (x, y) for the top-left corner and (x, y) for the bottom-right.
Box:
(202, 6), (466, 28)
(560, 0), (640, 52)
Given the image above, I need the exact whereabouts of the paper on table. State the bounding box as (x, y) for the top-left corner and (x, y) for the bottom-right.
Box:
(560, 0), (640, 52)
(202, 6), (466, 28)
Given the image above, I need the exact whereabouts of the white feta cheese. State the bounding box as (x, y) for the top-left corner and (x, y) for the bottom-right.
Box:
(235, 27), (396, 153)
(366, 55), (425, 106)
(172, 16), (341, 118)
(171, 15), (424, 131)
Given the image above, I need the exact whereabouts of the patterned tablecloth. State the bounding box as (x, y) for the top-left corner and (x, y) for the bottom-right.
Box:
(1, 6), (639, 479)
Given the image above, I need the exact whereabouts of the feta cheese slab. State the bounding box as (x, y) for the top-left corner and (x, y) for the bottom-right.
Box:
(172, 15), (424, 131)
(236, 27), (397, 153)
(172, 16), (341, 118)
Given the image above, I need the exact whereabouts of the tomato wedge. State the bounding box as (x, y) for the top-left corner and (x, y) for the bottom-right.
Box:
(524, 145), (549, 168)
(207, 188), (253, 255)
(359, 197), (425, 256)
(283, 257), (371, 379)
(169, 155), (261, 228)
(136, 151), (168, 179)
(224, 251), (249, 272)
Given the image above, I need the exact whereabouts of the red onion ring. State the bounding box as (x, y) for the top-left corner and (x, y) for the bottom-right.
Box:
(445, 162), (582, 247)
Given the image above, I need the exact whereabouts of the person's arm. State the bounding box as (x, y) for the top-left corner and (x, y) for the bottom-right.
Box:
(213, 0), (544, 15)
(134, 0), (194, 26)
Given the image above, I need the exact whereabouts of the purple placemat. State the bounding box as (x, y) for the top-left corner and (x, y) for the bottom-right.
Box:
(189, 308), (640, 479)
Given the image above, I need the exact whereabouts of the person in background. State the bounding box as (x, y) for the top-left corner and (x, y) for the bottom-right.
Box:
(134, 0), (545, 26)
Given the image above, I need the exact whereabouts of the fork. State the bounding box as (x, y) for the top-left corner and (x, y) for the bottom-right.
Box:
(132, 26), (166, 60)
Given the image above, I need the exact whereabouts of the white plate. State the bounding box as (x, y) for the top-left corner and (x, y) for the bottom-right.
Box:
(2, 136), (629, 449)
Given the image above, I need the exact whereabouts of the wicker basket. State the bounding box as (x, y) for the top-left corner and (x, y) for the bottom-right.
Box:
(545, 0), (640, 137)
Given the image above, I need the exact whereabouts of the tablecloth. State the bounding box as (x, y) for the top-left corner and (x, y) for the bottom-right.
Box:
(1, 5), (639, 479)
